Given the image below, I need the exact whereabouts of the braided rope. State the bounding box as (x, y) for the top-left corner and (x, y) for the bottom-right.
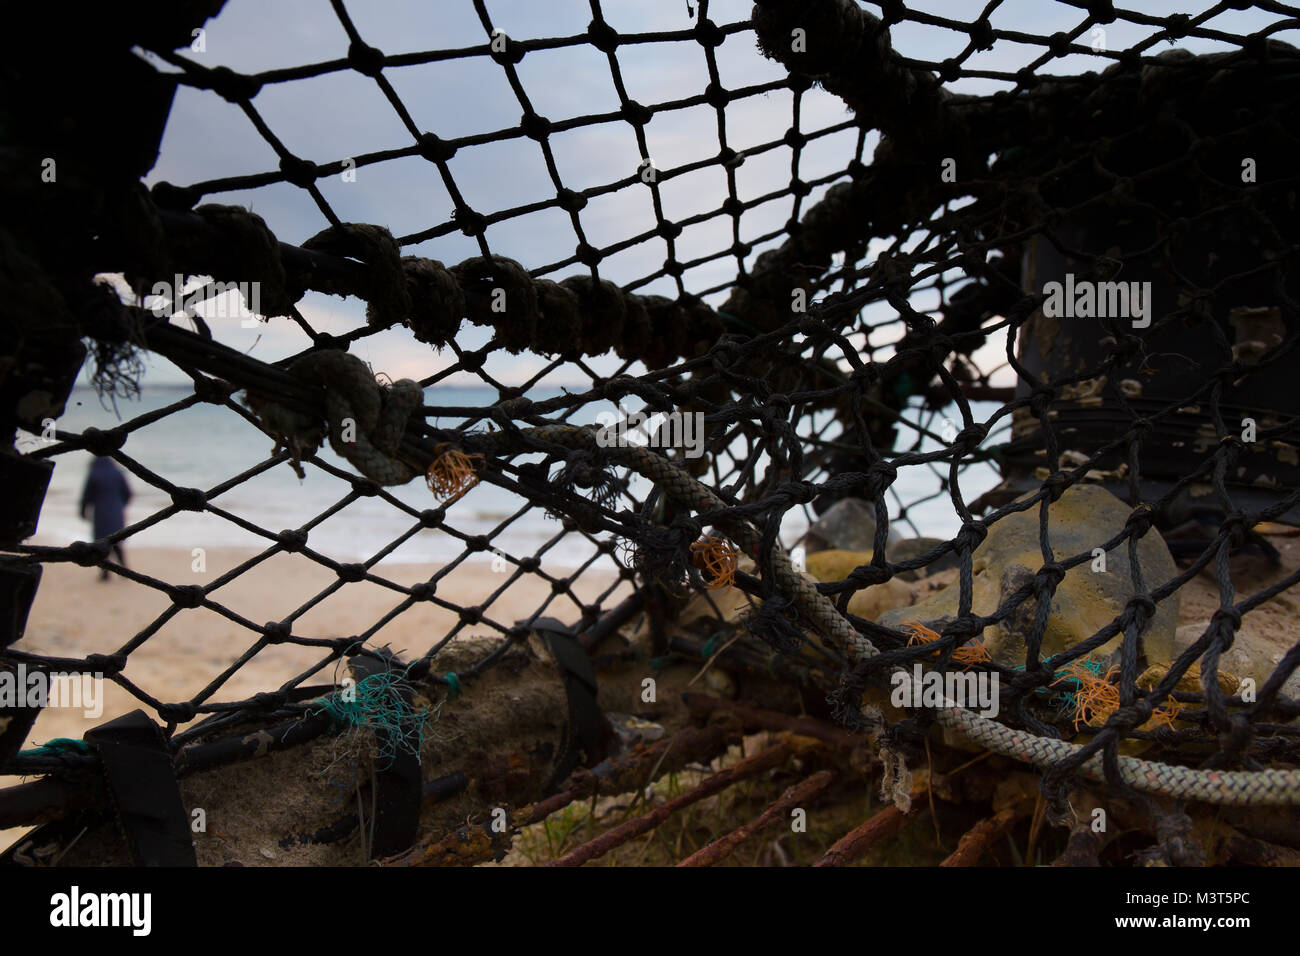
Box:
(465, 424), (1300, 806)
(247, 350), (423, 485)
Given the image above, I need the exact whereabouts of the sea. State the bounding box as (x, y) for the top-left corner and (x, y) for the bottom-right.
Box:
(22, 386), (1003, 568)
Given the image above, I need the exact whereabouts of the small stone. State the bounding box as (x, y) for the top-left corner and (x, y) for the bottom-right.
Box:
(802, 497), (902, 553)
(802, 549), (916, 620)
(848, 578), (915, 621)
(886, 536), (960, 579)
(804, 538), (956, 583)
(1172, 622), (1300, 702)
(259, 847), (275, 860)
(804, 549), (874, 583)
(879, 485), (1181, 666)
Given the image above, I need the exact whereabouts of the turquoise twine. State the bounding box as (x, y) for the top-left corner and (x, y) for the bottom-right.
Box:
(700, 634), (723, 659)
(1013, 659), (1106, 713)
(316, 664), (430, 766)
(17, 737), (93, 759)
(444, 671), (461, 699)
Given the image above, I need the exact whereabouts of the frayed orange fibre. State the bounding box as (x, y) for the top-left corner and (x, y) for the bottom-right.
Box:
(903, 620), (991, 670)
(690, 535), (738, 590)
(426, 446), (483, 503)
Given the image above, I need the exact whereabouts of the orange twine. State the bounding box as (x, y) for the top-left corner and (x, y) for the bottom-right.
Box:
(425, 445), (483, 503)
(1053, 660), (1182, 732)
(689, 535), (738, 590)
(902, 620), (991, 670)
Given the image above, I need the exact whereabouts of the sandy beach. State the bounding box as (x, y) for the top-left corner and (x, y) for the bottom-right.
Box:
(12, 546), (626, 749)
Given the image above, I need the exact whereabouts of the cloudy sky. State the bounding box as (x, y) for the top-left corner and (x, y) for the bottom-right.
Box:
(117, 0), (1295, 388)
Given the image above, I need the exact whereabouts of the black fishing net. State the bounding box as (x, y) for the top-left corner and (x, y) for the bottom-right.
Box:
(3, 0), (1300, 866)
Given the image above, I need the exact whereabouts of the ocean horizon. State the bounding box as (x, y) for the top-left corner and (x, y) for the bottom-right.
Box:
(21, 385), (1002, 568)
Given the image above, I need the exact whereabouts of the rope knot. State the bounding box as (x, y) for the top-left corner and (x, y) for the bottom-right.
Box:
(1211, 605), (1244, 632)
(1035, 562), (1067, 590)
(277, 528), (309, 551)
(1028, 386), (1056, 418)
(402, 256), (464, 347)
(454, 255), (540, 352)
(170, 584), (206, 609)
(956, 423), (988, 447)
(846, 563), (891, 588)
(68, 539), (108, 567)
(1125, 503), (1156, 537)
(84, 653), (127, 677)
(631, 515), (701, 585)
(1114, 700), (1154, 728)
(947, 614), (986, 640)
(303, 223), (410, 328)
(1126, 594), (1158, 629)
(774, 480), (817, 505)
(1042, 470), (1073, 501)
(863, 461), (898, 498)
(158, 702), (198, 724)
(743, 594), (806, 654)
(80, 427), (125, 456)
(953, 519), (988, 554)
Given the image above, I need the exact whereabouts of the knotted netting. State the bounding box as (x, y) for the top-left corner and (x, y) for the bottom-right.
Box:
(2, 0), (1300, 866)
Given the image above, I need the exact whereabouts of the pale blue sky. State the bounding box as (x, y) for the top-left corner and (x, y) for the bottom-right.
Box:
(114, 0), (1296, 387)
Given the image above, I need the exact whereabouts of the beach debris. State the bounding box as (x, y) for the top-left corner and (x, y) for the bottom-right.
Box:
(903, 620), (990, 669)
(879, 485), (1181, 666)
(1254, 521), (1300, 537)
(425, 444), (482, 503)
(1050, 658), (1184, 734)
(689, 535), (738, 590)
(606, 713), (666, 748)
(801, 496), (902, 553)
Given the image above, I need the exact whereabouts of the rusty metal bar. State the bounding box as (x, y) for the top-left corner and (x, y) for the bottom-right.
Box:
(544, 739), (796, 868)
(813, 785), (926, 868)
(677, 769), (835, 867)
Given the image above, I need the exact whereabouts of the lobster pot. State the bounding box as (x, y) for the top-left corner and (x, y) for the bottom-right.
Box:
(1004, 162), (1300, 523)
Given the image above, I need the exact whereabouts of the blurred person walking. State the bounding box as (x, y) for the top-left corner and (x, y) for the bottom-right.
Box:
(80, 456), (131, 581)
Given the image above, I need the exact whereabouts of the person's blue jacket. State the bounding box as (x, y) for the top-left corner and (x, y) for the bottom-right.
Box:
(80, 457), (131, 539)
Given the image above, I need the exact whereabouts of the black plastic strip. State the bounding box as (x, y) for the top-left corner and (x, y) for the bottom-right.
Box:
(83, 710), (196, 867)
(348, 652), (422, 860)
(533, 617), (609, 792)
